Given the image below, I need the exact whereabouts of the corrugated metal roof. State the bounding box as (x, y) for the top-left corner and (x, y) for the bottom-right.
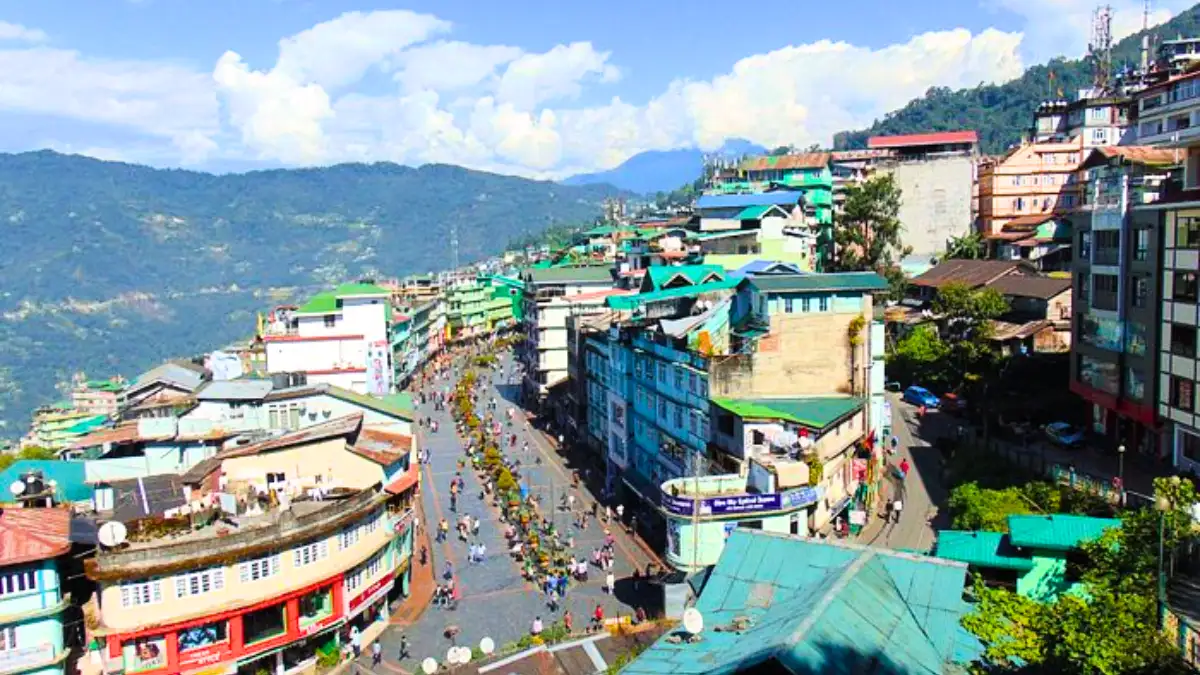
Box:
(623, 530), (981, 675)
(646, 265), (726, 291)
(100, 474), (188, 522)
(935, 531), (1035, 572)
(985, 275), (1072, 300)
(218, 413), (363, 459)
(910, 260), (1035, 289)
(711, 396), (864, 430)
(748, 272), (888, 293)
(867, 131), (979, 149)
(734, 205), (785, 220)
(196, 379), (274, 401)
(696, 191), (804, 210)
(131, 362), (206, 393)
(607, 277), (739, 311)
(0, 508), (72, 566)
(1007, 514), (1121, 551)
(738, 153), (831, 171)
(521, 266), (615, 284)
(1083, 145), (1184, 169)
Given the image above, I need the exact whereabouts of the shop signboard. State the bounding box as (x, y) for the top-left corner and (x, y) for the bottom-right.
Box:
(299, 612), (341, 638)
(348, 571), (395, 617)
(662, 486), (819, 517)
(124, 636), (167, 673)
(178, 643), (228, 671)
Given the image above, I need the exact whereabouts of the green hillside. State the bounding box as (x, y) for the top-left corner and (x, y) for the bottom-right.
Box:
(834, 4), (1200, 153)
(0, 151), (618, 435)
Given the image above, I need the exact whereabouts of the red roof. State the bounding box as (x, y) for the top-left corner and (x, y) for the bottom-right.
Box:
(349, 427), (413, 464)
(867, 131), (978, 149)
(384, 465), (419, 496)
(0, 508), (71, 566)
(562, 289), (633, 303)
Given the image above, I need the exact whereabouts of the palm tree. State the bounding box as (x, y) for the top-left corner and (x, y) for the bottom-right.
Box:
(945, 232), (986, 260)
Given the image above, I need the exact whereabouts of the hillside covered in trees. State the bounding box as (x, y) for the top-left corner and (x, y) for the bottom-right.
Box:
(834, 4), (1200, 153)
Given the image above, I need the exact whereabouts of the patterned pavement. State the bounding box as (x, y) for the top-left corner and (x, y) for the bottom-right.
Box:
(363, 351), (654, 674)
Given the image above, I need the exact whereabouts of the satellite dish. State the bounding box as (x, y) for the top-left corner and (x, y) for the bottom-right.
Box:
(479, 637), (495, 655)
(47, 479), (57, 489)
(98, 522), (128, 548)
(683, 607), (705, 635)
(446, 647), (461, 664)
(421, 657), (438, 674)
(9, 481), (24, 496)
(458, 646), (473, 662)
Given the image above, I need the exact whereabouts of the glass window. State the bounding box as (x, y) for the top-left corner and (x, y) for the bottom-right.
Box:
(1182, 430), (1200, 462)
(1174, 271), (1199, 303)
(674, 367), (684, 391)
(1134, 229), (1149, 261)
(293, 540), (329, 567)
(784, 297), (794, 313)
(239, 555), (281, 583)
(299, 587), (333, 624)
(1079, 272), (1090, 303)
(1177, 216), (1200, 249)
(175, 568), (224, 598)
(323, 315), (336, 328)
(819, 297), (829, 311)
(1130, 277), (1148, 308)
(0, 568), (38, 596)
(242, 604), (286, 646)
(0, 626), (15, 652)
(1174, 325), (1199, 358)
(120, 580), (162, 607)
(802, 298), (812, 312)
(1171, 376), (1195, 412)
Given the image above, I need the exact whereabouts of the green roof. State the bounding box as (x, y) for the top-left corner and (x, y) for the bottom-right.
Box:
(295, 291), (338, 315)
(935, 531), (1035, 572)
(735, 205), (784, 220)
(326, 386), (413, 421)
(646, 264), (726, 291)
(64, 415), (110, 435)
(86, 380), (124, 392)
(333, 282), (390, 297)
(711, 396), (864, 430)
(1007, 514), (1121, 551)
(582, 224), (617, 237)
(607, 277), (738, 311)
(0, 460), (91, 503)
(623, 529), (982, 675)
(522, 265), (613, 284)
(749, 272), (889, 294)
(380, 392), (414, 413)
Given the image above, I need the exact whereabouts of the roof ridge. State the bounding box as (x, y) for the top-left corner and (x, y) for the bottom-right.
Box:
(784, 548), (876, 649)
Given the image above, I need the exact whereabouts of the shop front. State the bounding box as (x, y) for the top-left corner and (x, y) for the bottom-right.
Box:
(105, 576), (345, 675)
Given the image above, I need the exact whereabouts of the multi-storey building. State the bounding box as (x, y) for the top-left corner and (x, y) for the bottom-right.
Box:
(85, 414), (417, 675)
(517, 266), (616, 410)
(263, 283), (394, 395)
(1071, 146), (1180, 457)
(866, 131), (978, 257)
(708, 153), (834, 229)
(444, 276), (516, 343)
(71, 376), (125, 417)
(692, 192), (823, 271)
(0, 507), (72, 675)
(1030, 95), (1132, 148)
(1132, 69), (1200, 147)
(977, 137), (1084, 242)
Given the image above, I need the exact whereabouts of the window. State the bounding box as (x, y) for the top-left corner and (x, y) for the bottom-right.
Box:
(1171, 376), (1195, 412)
(299, 587), (333, 624)
(700, 379), (708, 398)
(347, 551), (385, 592)
(1182, 430), (1200, 463)
(1134, 229), (1149, 261)
(339, 525), (361, 549)
(1174, 271), (1199, 303)
(802, 297), (812, 312)
(1130, 277), (1149, 308)
(175, 568), (224, 598)
(674, 367), (684, 391)
(1014, 197), (1026, 211)
(819, 297), (829, 312)
(239, 555), (281, 583)
(120, 580), (162, 607)
(323, 315), (336, 328)
(657, 363), (666, 382)
(674, 405), (683, 430)
(293, 540), (329, 567)
(1079, 272), (1090, 303)
(0, 626), (15, 652)
(1173, 324), (1199, 359)
(0, 568), (37, 596)
(1177, 216), (1200, 249)
(690, 372), (699, 394)
(243, 604), (286, 646)
(1091, 128), (1107, 144)
(1080, 231), (1092, 259)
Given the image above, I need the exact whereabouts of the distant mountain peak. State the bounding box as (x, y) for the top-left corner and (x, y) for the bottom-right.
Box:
(562, 138), (767, 194)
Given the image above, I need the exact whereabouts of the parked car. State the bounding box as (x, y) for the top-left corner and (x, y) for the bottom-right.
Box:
(941, 392), (968, 415)
(902, 385), (940, 408)
(1043, 422), (1085, 447)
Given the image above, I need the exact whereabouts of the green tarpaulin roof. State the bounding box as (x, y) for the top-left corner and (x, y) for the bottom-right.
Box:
(607, 277), (738, 311)
(735, 205), (782, 220)
(645, 264), (726, 291)
(711, 396), (864, 430)
(333, 282), (390, 297)
(935, 531), (1035, 572)
(749, 272), (889, 294)
(295, 291), (338, 314)
(1007, 514), (1121, 552)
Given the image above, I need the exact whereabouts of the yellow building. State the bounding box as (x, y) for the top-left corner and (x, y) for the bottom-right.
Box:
(976, 137), (1084, 239)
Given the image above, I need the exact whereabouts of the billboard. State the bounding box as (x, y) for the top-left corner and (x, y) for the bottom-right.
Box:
(662, 485), (819, 517)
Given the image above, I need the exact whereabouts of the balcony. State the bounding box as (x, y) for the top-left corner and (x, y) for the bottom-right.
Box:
(87, 487), (386, 581)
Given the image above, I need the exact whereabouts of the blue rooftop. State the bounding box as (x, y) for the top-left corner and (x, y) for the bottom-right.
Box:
(729, 260), (805, 278)
(696, 191), (804, 210)
(0, 460), (92, 503)
(623, 530), (982, 675)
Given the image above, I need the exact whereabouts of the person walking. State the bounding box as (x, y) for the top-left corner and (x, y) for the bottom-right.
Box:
(372, 641), (382, 667)
(531, 616), (544, 637)
(606, 571), (616, 594)
(899, 458), (911, 479)
(350, 626), (362, 659)
(892, 497), (904, 524)
(398, 635), (410, 661)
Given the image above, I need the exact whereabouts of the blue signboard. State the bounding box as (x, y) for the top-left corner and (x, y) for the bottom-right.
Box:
(662, 486), (819, 517)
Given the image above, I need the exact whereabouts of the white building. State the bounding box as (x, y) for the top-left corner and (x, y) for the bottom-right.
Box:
(518, 267), (616, 405)
(264, 282), (393, 394)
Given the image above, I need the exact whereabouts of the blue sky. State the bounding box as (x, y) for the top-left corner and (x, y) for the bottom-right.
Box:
(0, 0), (1188, 177)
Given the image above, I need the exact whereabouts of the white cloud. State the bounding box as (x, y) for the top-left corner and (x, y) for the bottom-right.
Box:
(272, 10), (449, 90)
(494, 42), (620, 110)
(0, 46), (219, 155)
(0, 21), (46, 43)
(988, 0), (1190, 64)
(393, 41), (523, 93)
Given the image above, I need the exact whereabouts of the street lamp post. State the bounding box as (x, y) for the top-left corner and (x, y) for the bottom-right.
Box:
(1117, 444), (1126, 505)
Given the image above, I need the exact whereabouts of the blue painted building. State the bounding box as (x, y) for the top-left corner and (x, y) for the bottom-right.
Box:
(0, 508), (72, 675)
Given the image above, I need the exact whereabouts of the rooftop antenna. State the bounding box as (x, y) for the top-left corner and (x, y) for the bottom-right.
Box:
(1143, 0), (1151, 31)
(1090, 5), (1114, 94)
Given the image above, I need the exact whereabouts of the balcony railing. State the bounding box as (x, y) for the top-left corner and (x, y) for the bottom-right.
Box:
(89, 487), (385, 579)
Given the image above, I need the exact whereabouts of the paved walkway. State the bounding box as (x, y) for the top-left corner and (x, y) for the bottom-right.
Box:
(363, 350), (649, 674)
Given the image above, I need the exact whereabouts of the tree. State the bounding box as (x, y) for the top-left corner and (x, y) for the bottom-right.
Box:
(947, 482), (1036, 532)
(932, 281), (1009, 394)
(945, 231), (987, 260)
(886, 324), (950, 389)
(831, 173), (911, 273)
(0, 445), (56, 473)
(770, 145), (791, 156)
